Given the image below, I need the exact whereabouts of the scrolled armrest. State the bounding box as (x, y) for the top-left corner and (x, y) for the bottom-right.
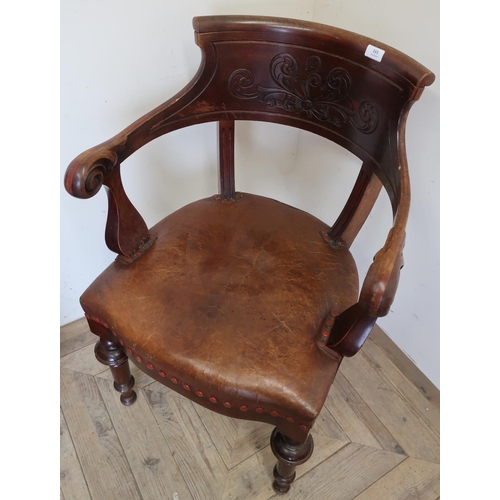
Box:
(64, 138), (126, 199)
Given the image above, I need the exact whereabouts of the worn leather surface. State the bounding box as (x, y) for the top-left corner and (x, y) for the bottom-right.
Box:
(82, 193), (359, 436)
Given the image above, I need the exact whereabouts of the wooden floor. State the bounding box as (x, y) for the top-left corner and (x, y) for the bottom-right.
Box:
(61, 318), (439, 500)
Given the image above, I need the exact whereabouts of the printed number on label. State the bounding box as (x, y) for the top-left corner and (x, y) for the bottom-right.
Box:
(365, 44), (385, 62)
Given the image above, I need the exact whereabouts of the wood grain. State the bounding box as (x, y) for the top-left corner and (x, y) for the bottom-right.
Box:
(353, 457), (440, 500)
(312, 403), (349, 442)
(60, 369), (142, 500)
(194, 403), (272, 470)
(60, 409), (92, 500)
(370, 326), (440, 410)
(362, 336), (439, 434)
(143, 387), (228, 500)
(60, 318), (96, 358)
(60, 344), (107, 376)
(95, 375), (193, 500)
(283, 442), (406, 500)
(326, 371), (403, 453)
(339, 351), (439, 463)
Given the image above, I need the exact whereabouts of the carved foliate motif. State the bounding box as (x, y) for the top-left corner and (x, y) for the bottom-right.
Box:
(228, 53), (378, 133)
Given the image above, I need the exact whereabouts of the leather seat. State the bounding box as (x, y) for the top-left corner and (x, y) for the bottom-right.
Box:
(82, 193), (358, 430)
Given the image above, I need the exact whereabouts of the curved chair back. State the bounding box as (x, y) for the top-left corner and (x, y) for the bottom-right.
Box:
(123, 16), (434, 213)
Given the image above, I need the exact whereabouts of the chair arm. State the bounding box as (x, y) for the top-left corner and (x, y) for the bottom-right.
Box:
(319, 97), (416, 358)
(63, 48), (211, 258)
(359, 225), (406, 318)
(64, 135), (155, 261)
(63, 37), (216, 259)
(64, 137), (126, 199)
(320, 208), (407, 358)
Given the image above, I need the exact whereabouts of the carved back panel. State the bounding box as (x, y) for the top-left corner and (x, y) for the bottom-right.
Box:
(120, 16), (434, 213)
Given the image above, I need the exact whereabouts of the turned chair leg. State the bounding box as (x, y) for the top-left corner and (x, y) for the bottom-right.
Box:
(270, 428), (314, 494)
(95, 335), (137, 406)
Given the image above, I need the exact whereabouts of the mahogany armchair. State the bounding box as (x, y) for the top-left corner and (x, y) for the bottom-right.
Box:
(64, 15), (434, 494)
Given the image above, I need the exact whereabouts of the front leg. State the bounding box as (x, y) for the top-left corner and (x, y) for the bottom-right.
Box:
(87, 316), (137, 406)
(270, 428), (314, 494)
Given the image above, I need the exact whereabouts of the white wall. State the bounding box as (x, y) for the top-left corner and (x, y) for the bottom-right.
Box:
(61, 0), (439, 387)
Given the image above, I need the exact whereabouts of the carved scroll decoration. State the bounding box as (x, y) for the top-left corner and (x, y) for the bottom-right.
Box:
(228, 53), (378, 133)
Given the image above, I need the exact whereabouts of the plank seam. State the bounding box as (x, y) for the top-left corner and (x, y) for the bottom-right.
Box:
(333, 372), (403, 453)
(60, 406), (94, 500)
(359, 349), (440, 440)
(349, 455), (411, 500)
(94, 377), (146, 500)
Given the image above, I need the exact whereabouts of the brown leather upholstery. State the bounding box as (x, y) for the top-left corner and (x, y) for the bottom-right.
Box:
(82, 193), (358, 438)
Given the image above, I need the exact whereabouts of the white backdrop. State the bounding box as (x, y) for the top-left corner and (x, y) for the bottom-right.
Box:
(61, 0), (439, 387)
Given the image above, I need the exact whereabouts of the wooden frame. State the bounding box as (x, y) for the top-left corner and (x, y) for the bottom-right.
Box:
(64, 15), (434, 494)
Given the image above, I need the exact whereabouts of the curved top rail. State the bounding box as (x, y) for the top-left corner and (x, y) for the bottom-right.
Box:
(193, 15), (435, 89)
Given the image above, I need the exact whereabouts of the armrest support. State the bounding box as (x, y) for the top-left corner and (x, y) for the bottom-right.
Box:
(319, 226), (405, 357)
(64, 137), (154, 261)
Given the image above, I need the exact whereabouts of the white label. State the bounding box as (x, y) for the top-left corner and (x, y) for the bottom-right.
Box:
(365, 44), (385, 62)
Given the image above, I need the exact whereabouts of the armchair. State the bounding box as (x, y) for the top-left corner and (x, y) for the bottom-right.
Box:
(64, 15), (434, 494)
